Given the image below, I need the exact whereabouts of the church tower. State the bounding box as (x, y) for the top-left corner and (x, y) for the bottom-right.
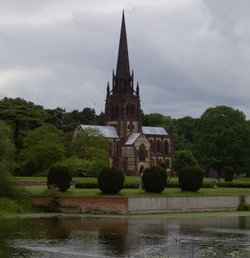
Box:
(105, 12), (141, 143)
(74, 11), (172, 175)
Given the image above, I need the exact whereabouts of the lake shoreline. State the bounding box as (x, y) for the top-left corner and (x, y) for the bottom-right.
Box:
(2, 210), (250, 220)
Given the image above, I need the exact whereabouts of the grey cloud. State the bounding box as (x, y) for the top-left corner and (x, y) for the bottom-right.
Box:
(0, 0), (250, 118)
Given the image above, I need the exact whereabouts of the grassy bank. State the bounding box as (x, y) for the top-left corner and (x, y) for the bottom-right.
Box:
(0, 197), (35, 217)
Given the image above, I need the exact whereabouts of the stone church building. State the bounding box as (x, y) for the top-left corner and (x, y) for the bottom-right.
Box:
(74, 12), (173, 175)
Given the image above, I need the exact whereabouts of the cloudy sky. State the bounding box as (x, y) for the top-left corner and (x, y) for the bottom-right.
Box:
(0, 0), (250, 118)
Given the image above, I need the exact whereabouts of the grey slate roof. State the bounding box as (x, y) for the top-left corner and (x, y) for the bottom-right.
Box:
(79, 125), (168, 139)
(125, 132), (141, 145)
(142, 126), (168, 136)
(80, 125), (119, 138)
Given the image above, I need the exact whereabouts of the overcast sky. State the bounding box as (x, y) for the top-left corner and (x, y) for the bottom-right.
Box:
(0, 0), (250, 118)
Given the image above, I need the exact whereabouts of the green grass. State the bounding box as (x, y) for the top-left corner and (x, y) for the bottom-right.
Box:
(12, 176), (215, 184)
(13, 176), (250, 198)
(0, 197), (35, 217)
(23, 185), (250, 198)
(12, 176), (46, 182)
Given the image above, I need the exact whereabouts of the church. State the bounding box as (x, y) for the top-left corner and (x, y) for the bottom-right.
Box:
(74, 12), (173, 176)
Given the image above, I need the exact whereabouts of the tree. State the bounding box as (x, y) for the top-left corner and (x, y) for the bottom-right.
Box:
(0, 97), (47, 147)
(96, 111), (105, 125)
(172, 116), (197, 151)
(19, 125), (66, 175)
(193, 106), (250, 175)
(172, 150), (198, 174)
(46, 107), (66, 130)
(142, 112), (172, 128)
(73, 128), (108, 164)
(63, 107), (103, 132)
(0, 120), (15, 196)
(81, 107), (97, 124)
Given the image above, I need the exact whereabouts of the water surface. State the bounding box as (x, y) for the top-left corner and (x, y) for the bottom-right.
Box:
(0, 213), (250, 258)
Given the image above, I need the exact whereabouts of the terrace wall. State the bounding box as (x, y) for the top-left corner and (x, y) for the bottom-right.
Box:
(28, 195), (250, 214)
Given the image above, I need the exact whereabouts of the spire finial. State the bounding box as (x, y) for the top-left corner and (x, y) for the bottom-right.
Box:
(116, 11), (130, 76)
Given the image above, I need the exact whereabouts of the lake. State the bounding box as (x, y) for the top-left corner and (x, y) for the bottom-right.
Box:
(0, 212), (250, 258)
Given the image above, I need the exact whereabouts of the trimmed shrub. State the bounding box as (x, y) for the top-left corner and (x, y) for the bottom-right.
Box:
(178, 166), (204, 192)
(223, 167), (234, 182)
(142, 166), (167, 193)
(98, 167), (124, 194)
(47, 164), (72, 192)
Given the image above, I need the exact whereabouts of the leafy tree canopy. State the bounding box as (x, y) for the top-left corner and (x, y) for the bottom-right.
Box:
(142, 112), (172, 128)
(0, 120), (16, 195)
(193, 105), (250, 174)
(0, 97), (47, 146)
(19, 125), (66, 175)
(172, 150), (198, 173)
(0, 120), (15, 161)
(73, 128), (108, 165)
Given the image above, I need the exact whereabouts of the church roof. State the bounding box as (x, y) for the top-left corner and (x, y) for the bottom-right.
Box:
(125, 132), (141, 145)
(142, 126), (169, 136)
(80, 125), (119, 139)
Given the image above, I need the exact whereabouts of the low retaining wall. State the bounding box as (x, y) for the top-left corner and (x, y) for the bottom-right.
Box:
(28, 195), (250, 214)
(128, 196), (242, 213)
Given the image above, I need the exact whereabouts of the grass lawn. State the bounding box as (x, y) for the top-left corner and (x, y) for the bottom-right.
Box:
(12, 176), (46, 182)
(12, 176), (142, 184)
(12, 176), (217, 184)
(13, 176), (250, 198)
(23, 185), (250, 198)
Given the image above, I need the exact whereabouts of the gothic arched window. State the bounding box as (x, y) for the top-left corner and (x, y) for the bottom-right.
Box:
(139, 144), (146, 161)
(156, 139), (162, 153)
(158, 159), (163, 165)
(164, 140), (169, 155)
(149, 140), (155, 154)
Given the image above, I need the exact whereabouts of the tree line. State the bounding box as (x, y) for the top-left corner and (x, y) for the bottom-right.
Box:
(1, 97), (250, 177)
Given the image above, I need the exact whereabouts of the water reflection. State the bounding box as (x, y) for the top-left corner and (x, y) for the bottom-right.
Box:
(0, 214), (250, 257)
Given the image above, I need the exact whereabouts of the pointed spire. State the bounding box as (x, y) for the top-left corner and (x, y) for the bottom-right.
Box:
(136, 82), (139, 96)
(116, 11), (130, 76)
(106, 82), (110, 96)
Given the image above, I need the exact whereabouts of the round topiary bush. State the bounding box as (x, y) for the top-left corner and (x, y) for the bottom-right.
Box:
(223, 167), (235, 182)
(142, 166), (167, 193)
(98, 167), (125, 194)
(47, 164), (72, 192)
(178, 166), (204, 192)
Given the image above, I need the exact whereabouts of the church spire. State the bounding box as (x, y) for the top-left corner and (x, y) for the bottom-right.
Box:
(116, 11), (130, 77)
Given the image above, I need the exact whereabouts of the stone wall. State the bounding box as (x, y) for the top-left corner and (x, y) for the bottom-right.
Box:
(28, 195), (250, 214)
(128, 196), (242, 213)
